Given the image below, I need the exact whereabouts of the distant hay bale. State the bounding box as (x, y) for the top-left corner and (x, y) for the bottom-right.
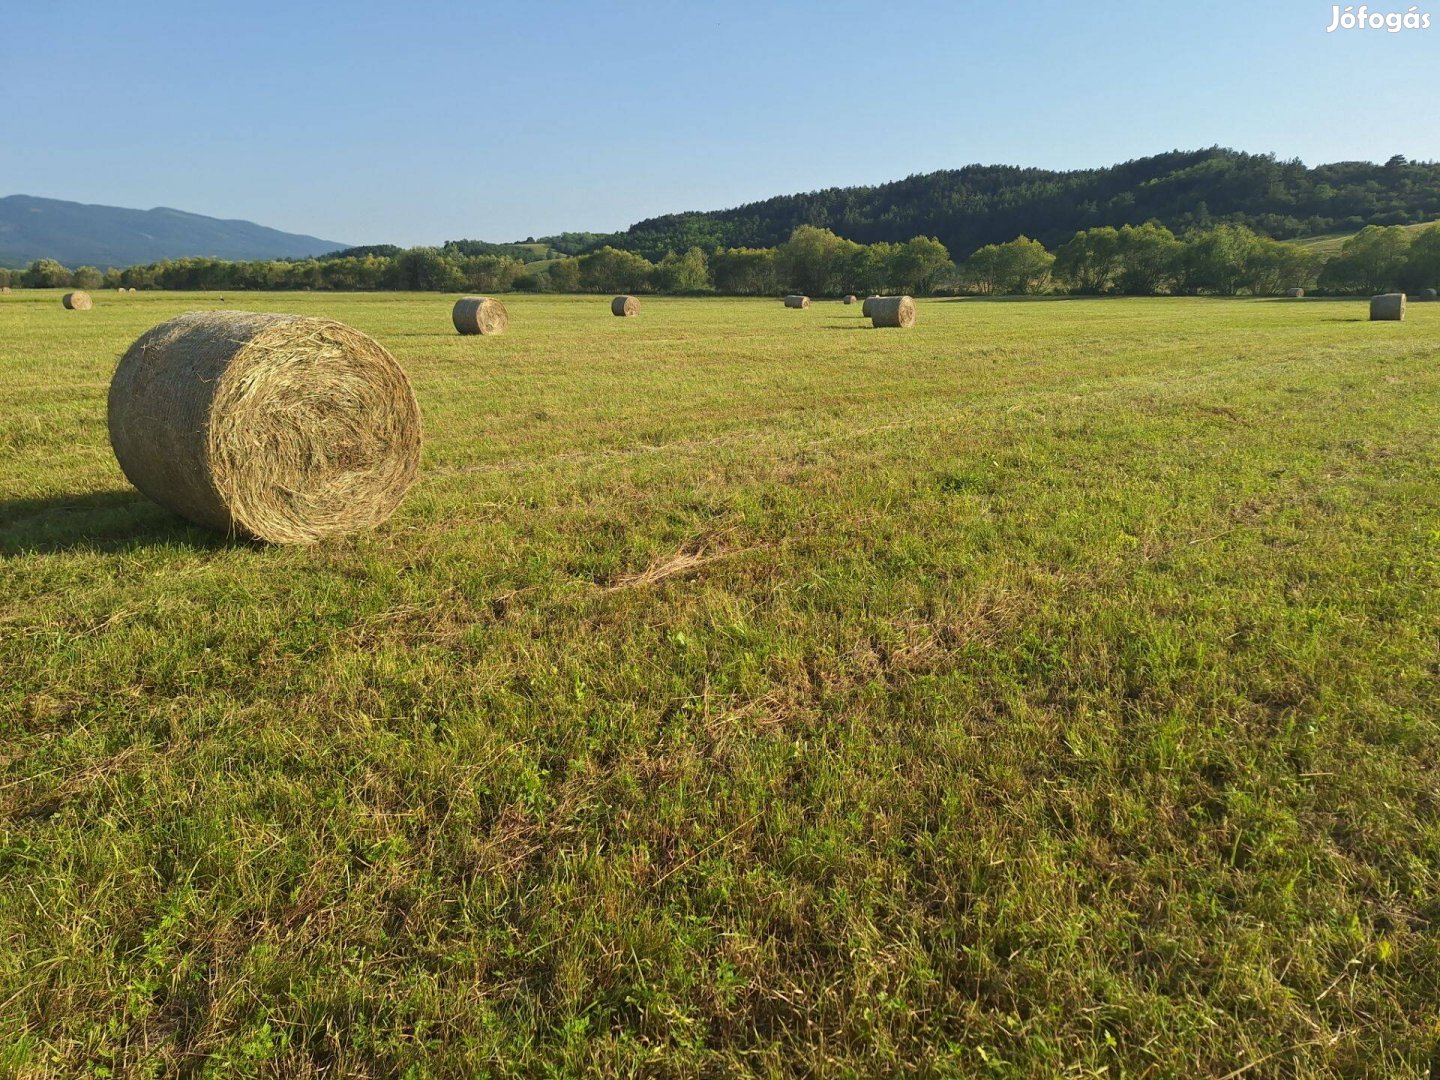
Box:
(783, 294), (810, 308)
(452, 296), (508, 335)
(843, 294), (857, 305)
(1420, 288), (1438, 301)
(62, 291), (93, 310)
(869, 295), (916, 328)
(1285, 288), (1304, 298)
(107, 311), (422, 544)
(0, 286), (11, 294)
(128, 287), (138, 293)
(611, 295), (639, 317)
(861, 296), (879, 317)
(1370, 293), (1406, 321)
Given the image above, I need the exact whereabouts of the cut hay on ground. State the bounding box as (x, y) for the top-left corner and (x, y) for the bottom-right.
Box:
(1285, 288), (1304, 298)
(784, 295), (810, 309)
(870, 295), (916, 328)
(452, 296), (508, 335)
(107, 311), (422, 544)
(611, 295), (639, 317)
(62, 291), (92, 310)
(1370, 293), (1406, 321)
(843, 294), (857, 305)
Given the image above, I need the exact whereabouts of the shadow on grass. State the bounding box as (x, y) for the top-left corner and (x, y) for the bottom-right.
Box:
(0, 490), (247, 557)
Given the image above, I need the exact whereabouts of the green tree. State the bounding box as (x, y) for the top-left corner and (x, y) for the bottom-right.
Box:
(1318, 225), (1413, 294)
(1177, 224), (1261, 296)
(1401, 223), (1440, 291)
(1114, 223), (1182, 295)
(776, 226), (848, 296)
(710, 248), (777, 295)
(548, 257), (582, 293)
(23, 259), (71, 288)
(1054, 227), (1123, 294)
(888, 236), (953, 295)
(577, 247), (654, 293)
(1242, 237), (1319, 295)
(654, 247), (711, 293)
(70, 266), (104, 289)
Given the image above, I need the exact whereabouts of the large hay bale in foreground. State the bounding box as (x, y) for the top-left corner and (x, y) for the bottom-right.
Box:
(783, 294), (810, 309)
(843, 294), (857, 305)
(62, 291), (93, 310)
(870, 295), (916, 328)
(1285, 288), (1305, 298)
(452, 296), (508, 335)
(108, 311), (422, 544)
(611, 295), (639, 317)
(1370, 293), (1406, 321)
(861, 296), (879, 318)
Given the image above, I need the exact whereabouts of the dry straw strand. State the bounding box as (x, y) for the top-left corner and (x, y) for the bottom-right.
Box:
(870, 295), (916, 328)
(783, 294), (810, 309)
(1369, 293), (1405, 321)
(62, 291), (93, 310)
(452, 296), (508, 335)
(107, 311), (422, 544)
(611, 295), (639, 317)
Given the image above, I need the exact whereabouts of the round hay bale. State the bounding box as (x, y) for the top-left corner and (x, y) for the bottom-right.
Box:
(1419, 288), (1438, 301)
(107, 311), (422, 544)
(611, 295), (639, 317)
(128, 287), (138, 293)
(870, 295), (916, 328)
(1370, 293), (1406, 321)
(783, 294), (810, 309)
(0, 286), (11, 294)
(861, 296), (879, 318)
(1285, 287), (1304, 298)
(62, 291), (93, 310)
(452, 296), (508, 335)
(843, 294), (857, 305)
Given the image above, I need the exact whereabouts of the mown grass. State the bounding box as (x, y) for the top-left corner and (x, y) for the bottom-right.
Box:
(1, 290), (1437, 1077)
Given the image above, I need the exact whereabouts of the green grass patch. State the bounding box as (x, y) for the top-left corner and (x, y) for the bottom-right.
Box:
(1, 290), (1437, 1076)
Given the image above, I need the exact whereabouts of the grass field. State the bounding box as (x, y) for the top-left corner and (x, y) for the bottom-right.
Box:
(2, 290), (1438, 1077)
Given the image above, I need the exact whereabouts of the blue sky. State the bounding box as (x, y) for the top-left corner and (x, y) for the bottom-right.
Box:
(3, 0), (1436, 246)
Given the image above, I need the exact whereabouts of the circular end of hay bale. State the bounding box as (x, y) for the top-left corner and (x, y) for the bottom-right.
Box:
(452, 296), (508, 335)
(1369, 293), (1406, 321)
(843, 294), (857, 305)
(1285, 288), (1304, 298)
(611, 295), (639, 317)
(107, 311), (423, 544)
(62, 291), (93, 310)
(783, 294), (810, 309)
(869, 295), (916, 328)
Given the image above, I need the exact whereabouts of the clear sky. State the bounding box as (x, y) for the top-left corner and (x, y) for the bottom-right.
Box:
(3, 0), (1436, 246)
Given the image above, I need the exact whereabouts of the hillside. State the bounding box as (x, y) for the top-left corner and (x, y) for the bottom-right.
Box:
(0, 195), (347, 269)
(559, 148), (1440, 260)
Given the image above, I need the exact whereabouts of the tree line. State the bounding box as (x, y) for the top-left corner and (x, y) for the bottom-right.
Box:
(4, 221), (1436, 298)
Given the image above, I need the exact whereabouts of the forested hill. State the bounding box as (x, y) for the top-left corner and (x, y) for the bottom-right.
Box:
(563, 148), (1440, 261)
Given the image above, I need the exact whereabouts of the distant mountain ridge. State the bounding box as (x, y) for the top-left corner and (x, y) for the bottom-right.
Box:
(545, 148), (1440, 261)
(0, 195), (347, 268)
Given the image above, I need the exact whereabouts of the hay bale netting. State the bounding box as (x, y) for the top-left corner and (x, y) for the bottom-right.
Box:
(452, 296), (508, 335)
(869, 295), (917, 328)
(62, 291), (93, 310)
(843, 294), (857, 305)
(1285, 288), (1305, 298)
(861, 296), (879, 318)
(1370, 293), (1406, 321)
(107, 311), (422, 544)
(783, 294), (810, 309)
(611, 295), (639, 317)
